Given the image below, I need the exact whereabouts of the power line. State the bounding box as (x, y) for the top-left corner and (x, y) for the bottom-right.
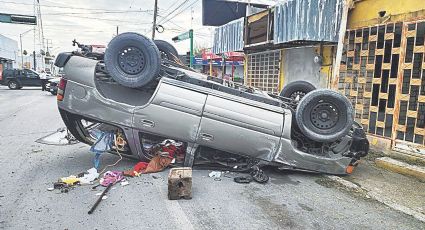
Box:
(161, 0), (200, 25)
(159, 0), (184, 19)
(157, 0), (189, 25)
(43, 10), (153, 15)
(0, 0), (135, 11)
(46, 14), (152, 23)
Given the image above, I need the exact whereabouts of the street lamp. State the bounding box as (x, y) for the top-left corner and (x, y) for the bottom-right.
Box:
(20, 28), (34, 69)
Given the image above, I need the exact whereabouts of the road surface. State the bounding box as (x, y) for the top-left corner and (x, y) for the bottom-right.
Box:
(0, 86), (423, 229)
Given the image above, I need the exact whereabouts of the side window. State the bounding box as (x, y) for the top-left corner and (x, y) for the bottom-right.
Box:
(26, 71), (37, 78)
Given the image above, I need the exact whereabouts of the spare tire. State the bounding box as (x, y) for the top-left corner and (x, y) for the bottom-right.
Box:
(295, 89), (354, 142)
(104, 32), (161, 88)
(154, 40), (180, 62)
(280, 81), (316, 101)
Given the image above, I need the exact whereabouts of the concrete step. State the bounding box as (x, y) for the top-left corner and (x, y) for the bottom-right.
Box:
(375, 157), (425, 182)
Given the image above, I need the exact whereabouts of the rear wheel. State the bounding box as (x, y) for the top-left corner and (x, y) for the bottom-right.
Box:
(280, 81), (316, 101)
(59, 109), (95, 145)
(104, 32), (161, 88)
(8, 80), (19, 90)
(295, 89), (353, 142)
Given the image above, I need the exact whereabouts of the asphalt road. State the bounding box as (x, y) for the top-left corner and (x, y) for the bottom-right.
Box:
(0, 86), (424, 230)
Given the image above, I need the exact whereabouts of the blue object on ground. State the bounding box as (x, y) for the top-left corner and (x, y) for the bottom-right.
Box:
(90, 130), (114, 169)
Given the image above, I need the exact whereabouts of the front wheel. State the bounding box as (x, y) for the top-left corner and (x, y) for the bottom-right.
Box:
(154, 40), (179, 62)
(295, 89), (354, 142)
(8, 80), (19, 90)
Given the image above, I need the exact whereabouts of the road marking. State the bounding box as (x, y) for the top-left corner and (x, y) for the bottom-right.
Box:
(151, 175), (194, 230)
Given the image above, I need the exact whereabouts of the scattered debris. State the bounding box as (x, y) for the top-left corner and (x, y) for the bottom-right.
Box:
(32, 149), (43, 153)
(250, 166), (269, 184)
(120, 180), (129, 187)
(47, 187), (55, 191)
(100, 171), (123, 187)
(234, 176), (253, 184)
(35, 127), (78, 145)
(208, 171), (222, 178)
(79, 168), (99, 184)
(233, 166), (269, 184)
(124, 140), (184, 176)
(60, 175), (80, 186)
(88, 183), (113, 214)
(168, 167), (192, 200)
(90, 130), (115, 169)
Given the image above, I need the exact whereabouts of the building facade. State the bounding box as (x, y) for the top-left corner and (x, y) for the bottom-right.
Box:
(0, 34), (19, 70)
(211, 0), (425, 154)
(337, 0), (425, 152)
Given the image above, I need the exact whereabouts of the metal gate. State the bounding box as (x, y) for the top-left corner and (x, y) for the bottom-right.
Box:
(246, 50), (281, 94)
(338, 20), (425, 150)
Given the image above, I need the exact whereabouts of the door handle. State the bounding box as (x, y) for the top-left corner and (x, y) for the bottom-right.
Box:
(200, 133), (214, 141)
(141, 119), (155, 127)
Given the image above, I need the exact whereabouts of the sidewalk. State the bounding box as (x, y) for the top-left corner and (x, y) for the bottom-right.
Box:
(329, 156), (425, 222)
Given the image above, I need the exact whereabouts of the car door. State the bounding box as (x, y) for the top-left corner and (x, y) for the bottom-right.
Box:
(133, 81), (207, 143)
(26, 70), (41, 86)
(197, 95), (284, 161)
(14, 70), (28, 85)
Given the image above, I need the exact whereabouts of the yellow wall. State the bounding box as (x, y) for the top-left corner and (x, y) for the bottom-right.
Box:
(348, 0), (425, 29)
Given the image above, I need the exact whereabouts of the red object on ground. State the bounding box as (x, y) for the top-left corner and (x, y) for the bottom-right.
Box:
(134, 162), (149, 172)
(124, 143), (185, 177)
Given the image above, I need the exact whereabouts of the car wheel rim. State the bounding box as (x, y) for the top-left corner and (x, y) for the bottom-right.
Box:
(310, 102), (339, 130)
(118, 46), (145, 75)
(10, 82), (16, 88)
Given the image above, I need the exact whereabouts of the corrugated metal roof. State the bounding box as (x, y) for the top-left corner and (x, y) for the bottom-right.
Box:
(273, 0), (343, 44)
(212, 17), (245, 54)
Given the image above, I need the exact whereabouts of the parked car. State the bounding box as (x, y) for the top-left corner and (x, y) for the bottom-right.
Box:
(55, 33), (369, 175)
(0, 68), (41, 89)
(46, 77), (60, 95)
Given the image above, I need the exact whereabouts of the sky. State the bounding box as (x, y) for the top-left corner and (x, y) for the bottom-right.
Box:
(0, 0), (215, 56)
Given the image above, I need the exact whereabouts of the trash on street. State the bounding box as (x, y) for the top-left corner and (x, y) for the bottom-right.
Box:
(208, 171), (222, 178)
(79, 168), (99, 184)
(99, 171), (123, 187)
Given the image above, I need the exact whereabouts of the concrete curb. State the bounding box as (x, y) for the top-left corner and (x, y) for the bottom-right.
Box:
(375, 157), (425, 182)
(325, 175), (425, 223)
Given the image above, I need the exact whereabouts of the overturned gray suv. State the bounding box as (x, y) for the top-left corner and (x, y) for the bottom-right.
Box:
(54, 32), (368, 175)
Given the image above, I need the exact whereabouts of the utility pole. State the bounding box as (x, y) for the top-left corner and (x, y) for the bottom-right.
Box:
(20, 34), (23, 68)
(151, 0), (158, 39)
(189, 29), (193, 68)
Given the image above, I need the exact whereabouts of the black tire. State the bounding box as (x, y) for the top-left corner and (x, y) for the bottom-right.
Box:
(51, 90), (57, 95)
(280, 81), (316, 100)
(104, 32), (161, 88)
(295, 89), (354, 142)
(154, 40), (180, 62)
(59, 109), (95, 145)
(8, 80), (19, 90)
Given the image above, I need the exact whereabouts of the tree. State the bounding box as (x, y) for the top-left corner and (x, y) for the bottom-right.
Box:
(23, 50), (27, 55)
